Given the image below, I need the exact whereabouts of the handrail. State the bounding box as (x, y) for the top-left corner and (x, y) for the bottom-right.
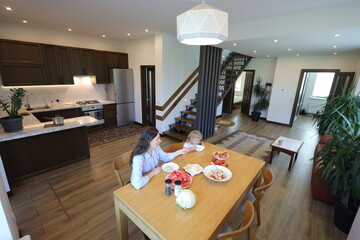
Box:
(155, 67), (199, 121)
(155, 67), (199, 111)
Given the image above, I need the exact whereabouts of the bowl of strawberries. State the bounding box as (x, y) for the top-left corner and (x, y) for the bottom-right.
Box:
(213, 151), (229, 161)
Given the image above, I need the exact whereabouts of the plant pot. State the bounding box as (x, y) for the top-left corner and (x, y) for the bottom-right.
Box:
(334, 197), (356, 234)
(251, 111), (261, 122)
(0, 116), (23, 133)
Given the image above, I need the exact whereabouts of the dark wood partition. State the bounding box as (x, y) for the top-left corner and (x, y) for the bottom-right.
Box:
(195, 46), (222, 139)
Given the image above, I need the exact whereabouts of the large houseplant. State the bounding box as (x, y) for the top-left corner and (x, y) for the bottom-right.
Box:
(0, 88), (27, 132)
(315, 88), (360, 233)
(251, 76), (270, 121)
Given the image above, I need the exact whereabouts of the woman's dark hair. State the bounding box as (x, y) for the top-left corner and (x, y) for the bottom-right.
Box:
(129, 127), (159, 166)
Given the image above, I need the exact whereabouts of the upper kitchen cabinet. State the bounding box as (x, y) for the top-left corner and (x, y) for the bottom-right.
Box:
(42, 45), (74, 85)
(107, 52), (128, 69)
(0, 39), (47, 86)
(94, 51), (109, 84)
(70, 48), (96, 75)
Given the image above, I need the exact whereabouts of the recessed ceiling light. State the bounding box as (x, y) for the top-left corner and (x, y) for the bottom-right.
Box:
(145, 29), (149, 32)
(5, 7), (12, 11)
(273, 39), (278, 43)
(333, 45), (337, 48)
(296, 54), (300, 56)
(333, 52), (337, 55)
(267, 55), (271, 58)
(68, 28), (72, 32)
(288, 48), (292, 51)
(102, 34), (106, 38)
(127, 33), (131, 36)
(22, 20), (27, 23)
(334, 34), (340, 37)
(253, 50), (257, 53)
(233, 43), (237, 46)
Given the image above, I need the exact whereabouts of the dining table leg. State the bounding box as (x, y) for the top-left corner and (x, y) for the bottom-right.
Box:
(114, 197), (128, 240)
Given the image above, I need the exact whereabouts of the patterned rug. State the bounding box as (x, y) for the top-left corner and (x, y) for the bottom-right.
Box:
(213, 131), (274, 162)
(88, 124), (146, 148)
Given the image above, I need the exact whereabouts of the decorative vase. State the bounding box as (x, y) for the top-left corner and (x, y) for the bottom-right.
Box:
(251, 111), (261, 122)
(0, 117), (23, 133)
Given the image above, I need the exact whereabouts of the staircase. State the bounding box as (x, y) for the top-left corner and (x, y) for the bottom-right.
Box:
(163, 53), (252, 141)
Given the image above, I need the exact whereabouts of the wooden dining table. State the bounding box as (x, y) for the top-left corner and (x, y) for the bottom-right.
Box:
(113, 142), (265, 240)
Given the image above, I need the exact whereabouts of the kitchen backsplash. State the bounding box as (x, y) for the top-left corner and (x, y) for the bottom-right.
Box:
(0, 78), (107, 107)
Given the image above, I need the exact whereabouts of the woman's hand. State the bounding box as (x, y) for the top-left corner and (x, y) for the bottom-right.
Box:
(146, 167), (161, 179)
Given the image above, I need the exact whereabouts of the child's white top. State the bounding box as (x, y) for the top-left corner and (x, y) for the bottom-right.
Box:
(183, 142), (197, 149)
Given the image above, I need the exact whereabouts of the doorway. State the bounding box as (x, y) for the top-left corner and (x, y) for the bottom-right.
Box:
(140, 65), (156, 126)
(289, 69), (356, 126)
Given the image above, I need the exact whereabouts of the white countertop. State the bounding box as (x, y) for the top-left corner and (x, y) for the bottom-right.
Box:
(25, 100), (116, 113)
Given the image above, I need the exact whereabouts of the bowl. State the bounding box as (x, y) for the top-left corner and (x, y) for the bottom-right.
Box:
(213, 151), (229, 160)
(195, 145), (205, 152)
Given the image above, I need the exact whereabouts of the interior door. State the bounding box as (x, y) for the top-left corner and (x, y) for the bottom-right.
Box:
(295, 72), (309, 117)
(329, 72), (355, 98)
(141, 66), (156, 126)
(241, 70), (255, 115)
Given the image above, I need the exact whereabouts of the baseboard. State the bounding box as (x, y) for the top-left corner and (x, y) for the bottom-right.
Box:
(265, 120), (291, 126)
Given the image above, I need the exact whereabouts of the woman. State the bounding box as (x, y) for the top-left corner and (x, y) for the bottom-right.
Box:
(130, 127), (188, 190)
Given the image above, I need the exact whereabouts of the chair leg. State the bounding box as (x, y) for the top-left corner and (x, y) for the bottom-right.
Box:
(254, 200), (261, 225)
(248, 223), (253, 240)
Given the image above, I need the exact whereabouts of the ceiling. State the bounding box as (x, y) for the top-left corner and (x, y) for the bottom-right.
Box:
(1, 0), (360, 58)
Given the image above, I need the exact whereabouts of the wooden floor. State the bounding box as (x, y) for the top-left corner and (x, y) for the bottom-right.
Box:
(9, 108), (347, 240)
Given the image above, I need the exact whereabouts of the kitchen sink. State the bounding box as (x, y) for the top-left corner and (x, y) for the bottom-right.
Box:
(26, 105), (51, 111)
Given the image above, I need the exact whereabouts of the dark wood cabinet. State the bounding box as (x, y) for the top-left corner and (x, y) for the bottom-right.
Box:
(94, 51), (109, 84)
(32, 108), (82, 122)
(42, 45), (74, 85)
(104, 103), (117, 127)
(107, 52), (128, 69)
(70, 48), (95, 75)
(0, 40), (43, 64)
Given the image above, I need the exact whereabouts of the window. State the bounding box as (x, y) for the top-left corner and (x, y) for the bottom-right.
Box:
(311, 72), (335, 98)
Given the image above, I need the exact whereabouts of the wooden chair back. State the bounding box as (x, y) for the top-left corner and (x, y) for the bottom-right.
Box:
(163, 142), (184, 153)
(252, 168), (274, 225)
(113, 150), (132, 187)
(217, 201), (254, 240)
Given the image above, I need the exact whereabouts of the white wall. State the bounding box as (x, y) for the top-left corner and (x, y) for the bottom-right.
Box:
(354, 60), (360, 95)
(155, 34), (200, 132)
(245, 58), (277, 117)
(267, 55), (360, 124)
(124, 37), (155, 123)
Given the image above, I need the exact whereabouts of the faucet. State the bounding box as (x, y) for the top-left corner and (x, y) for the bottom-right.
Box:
(25, 93), (36, 110)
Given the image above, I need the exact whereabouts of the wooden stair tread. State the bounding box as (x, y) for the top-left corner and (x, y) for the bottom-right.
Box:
(175, 117), (196, 125)
(185, 104), (197, 109)
(169, 123), (195, 133)
(163, 131), (187, 141)
(181, 110), (196, 116)
(190, 98), (197, 102)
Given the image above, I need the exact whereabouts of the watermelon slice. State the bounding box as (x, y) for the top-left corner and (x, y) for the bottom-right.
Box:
(166, 170), (192, 188)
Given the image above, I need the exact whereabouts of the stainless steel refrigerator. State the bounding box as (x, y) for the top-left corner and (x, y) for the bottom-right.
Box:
(106, 69), (135, 126)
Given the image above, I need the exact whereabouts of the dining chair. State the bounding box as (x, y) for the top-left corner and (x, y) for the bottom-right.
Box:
(238, 168), (274, 225)
(112, 150), (132, 186)
(163, 142), (184, 152)
(217, 201), (254, 240)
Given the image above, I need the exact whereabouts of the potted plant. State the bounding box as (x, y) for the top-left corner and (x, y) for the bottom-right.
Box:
(251, 76), (270, 121)
(0, 88), (27, 132)
(315, 89), (360, 233)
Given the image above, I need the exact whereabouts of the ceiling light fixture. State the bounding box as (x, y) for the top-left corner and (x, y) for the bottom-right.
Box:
(273, 40), (278, 43)
(233, 43), (237, 46)
(333, 45), (337, 48)
(5, 7), (12, 11)
(127, 33), (131, 36)
(145, 29), (149, 32)
(334, 34), (340, 37)
(22, 20), (27, 23)
(333, 52), (337, 55)
(68, 28), (72, 31)
(102, 35), (106, 38)
(253, 50), (257, 53)
(267, 55), (271, 58)
(288, 48), (292, 51)
(296, 54), (300, 56)
(177, 2), (228, 45)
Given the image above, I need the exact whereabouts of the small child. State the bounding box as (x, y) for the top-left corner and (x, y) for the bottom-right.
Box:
(183, 130), (205, 152)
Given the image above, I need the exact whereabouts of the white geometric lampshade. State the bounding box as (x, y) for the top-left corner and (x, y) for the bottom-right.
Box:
(177, 2), (228, 45)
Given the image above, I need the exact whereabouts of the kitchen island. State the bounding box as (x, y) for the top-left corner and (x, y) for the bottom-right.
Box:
(0, 112), (98, 187)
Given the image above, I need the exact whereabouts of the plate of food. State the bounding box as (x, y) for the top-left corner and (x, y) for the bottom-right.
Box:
(183, 164), (203, 176)
(203, 165), (232, 182)
(213, 151), (229, 160)
(162, 162), (179, 173)
(166, 170), (192, 188)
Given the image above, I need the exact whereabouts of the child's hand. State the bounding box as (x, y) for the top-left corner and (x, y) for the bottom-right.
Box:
(200, 141), (205, 146)
(189, 146), (196, 152)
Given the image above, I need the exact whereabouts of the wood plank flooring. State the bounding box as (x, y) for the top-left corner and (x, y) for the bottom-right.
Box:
(9, 108), (347, 240)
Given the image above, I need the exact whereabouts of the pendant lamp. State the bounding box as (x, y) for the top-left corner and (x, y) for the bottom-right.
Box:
(177, 2), (228, 45)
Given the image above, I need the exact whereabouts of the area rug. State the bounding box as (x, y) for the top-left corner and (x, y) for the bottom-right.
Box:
(213, 131), (274, 162)
(215, 119), (235, 126)
(88, 124), (146, 148)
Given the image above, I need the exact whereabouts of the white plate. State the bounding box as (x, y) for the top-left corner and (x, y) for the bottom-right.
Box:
(183, 164), (203, 176)
(203, 165), (232, 182)
(162, 162), (179, 173)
